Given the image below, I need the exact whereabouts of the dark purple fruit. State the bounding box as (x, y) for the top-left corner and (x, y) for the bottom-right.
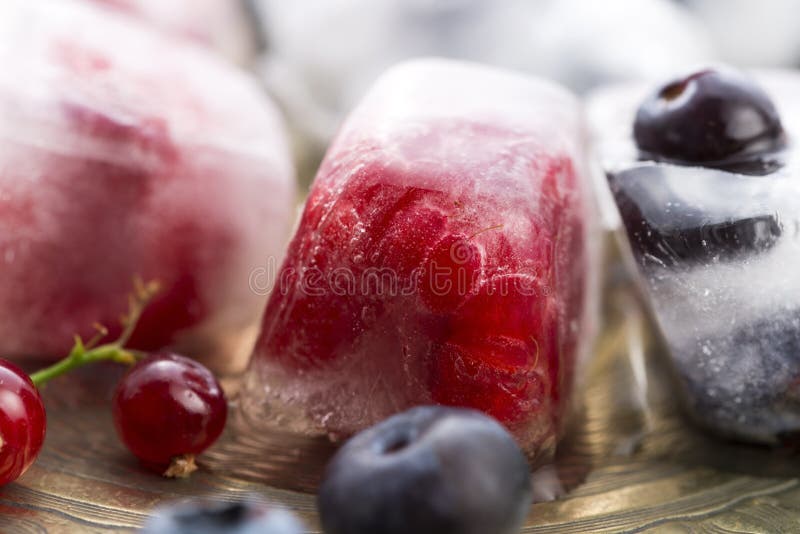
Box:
(634, 68), (786, 166)
(677, 311), (800, 445)
(610, 165), (781, 265)
(317, 406), (532, 534)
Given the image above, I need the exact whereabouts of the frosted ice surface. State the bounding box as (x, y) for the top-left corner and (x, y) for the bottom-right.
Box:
(0, 0), (295, 372)
(242, 59), (599, 458)
(589, 71), (800, 443)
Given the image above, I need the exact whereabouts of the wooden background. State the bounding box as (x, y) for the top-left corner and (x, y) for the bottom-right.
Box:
(3, 243), (800, 533)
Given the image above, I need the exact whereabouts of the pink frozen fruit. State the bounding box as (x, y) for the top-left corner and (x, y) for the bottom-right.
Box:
(242, 59), (596, 457)
(0, 0), (295, 372)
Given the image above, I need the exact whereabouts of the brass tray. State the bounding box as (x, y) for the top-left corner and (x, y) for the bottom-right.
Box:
(5, 241), (800, 533)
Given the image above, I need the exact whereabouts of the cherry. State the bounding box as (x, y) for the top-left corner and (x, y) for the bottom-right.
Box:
(634, 67), (786, 166)
(610, 165), (782, 265)
(0, 359), (46, 486)
(112, 353), (227, 476)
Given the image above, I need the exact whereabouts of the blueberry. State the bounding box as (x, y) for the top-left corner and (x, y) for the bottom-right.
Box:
(140, 498), (303, 534)
(675, 312), (800, 444)
(634, 68), (786, 166)
(610, 164), (781, 265)
(317, 406), (532, 534)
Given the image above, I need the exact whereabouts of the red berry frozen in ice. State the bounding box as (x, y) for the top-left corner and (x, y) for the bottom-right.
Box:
(243, 59), (596, 456)
(0, 0), (295, 373)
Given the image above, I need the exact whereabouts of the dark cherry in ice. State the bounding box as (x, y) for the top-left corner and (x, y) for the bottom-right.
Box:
(609, 165), (781, 265)
(634, 68), (786, 166)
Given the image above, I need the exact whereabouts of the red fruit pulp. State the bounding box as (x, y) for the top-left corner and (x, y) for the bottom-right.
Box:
(0, 360), (46, 485)
(112, 353), (227, 469)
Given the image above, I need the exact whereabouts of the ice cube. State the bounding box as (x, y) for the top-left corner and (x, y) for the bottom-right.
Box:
(0, 0), (295, 373)
(589, 71), (800, 443)
(83, 0), (258, 63)
(609, 165), (781, 265)
(241, 59), (599, 458)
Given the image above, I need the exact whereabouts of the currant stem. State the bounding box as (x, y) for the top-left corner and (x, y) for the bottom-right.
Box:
(163, 454), (198, 478)
(30, 343), (137, 387)
(29, 277), (160, 388)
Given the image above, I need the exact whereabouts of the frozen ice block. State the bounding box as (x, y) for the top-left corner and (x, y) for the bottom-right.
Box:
(0, 0), (295, 372)
(242, 59), (598, 458)
(85, 0), (257, 63)
(589, 69), (800, 444)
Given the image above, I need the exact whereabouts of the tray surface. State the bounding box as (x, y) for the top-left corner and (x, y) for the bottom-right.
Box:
(4, 248), (800, 533)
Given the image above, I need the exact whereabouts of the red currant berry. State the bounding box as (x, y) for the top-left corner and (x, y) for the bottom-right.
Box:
(0, 359), (46, 486)
(112, 353), (227, 475)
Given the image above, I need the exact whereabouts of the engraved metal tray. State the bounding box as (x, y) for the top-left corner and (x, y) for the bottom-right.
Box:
(5, 240), (800, 533)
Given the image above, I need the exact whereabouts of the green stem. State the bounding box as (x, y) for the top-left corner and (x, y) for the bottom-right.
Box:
(30, 342), (136, 388)
(28, 276), (160, 388)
